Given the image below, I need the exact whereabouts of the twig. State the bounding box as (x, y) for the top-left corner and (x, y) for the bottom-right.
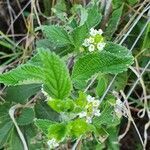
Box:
(120, 91), (145, 149)
(84, 74), (98, 93)
(118, 119), (131, 141)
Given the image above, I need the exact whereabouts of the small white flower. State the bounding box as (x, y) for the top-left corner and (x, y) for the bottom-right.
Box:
(47, 138), (59, 149)
(78, 111), (87, 118)
(87, 95), (95, 102)
(82, 39), (90, 47)
(89, 37), (95, 43)
(90, 28), (97, 36)
(88, 44), (95, 52)
(97, 42), (106, 51)
(93, 109), (101, 117)
(97, 29), (103, 35)
(86, 116), (92, 123)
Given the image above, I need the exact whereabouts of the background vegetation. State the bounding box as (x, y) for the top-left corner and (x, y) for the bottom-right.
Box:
(0, 0), (150, 149)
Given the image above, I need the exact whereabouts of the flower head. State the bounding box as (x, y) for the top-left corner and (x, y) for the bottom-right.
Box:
(97, 29), (103, 35)
(78, 95), (101, 123)
(82, 28), (106, 53)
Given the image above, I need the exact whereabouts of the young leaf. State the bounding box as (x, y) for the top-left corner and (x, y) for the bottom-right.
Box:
(48, 99), (75, 113)
(0, 65), (43, 86)
(72, 43), (134, 89)
(75, 91), (87, 108)
(40, 25), (73, 47)
(68, 119), (92, 138)
(48, 123), (67, 141)
(39, 49), (72, 99)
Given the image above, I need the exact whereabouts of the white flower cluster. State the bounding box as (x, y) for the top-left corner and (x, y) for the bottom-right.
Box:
(47, 138), (59, 149)
(82, 28), (106, 52)
(78, 95), (101, 123)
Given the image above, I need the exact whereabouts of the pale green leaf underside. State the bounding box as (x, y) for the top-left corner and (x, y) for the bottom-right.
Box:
(72, 43), (134, 88)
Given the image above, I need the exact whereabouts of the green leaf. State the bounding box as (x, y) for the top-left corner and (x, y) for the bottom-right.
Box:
(142, 23), (150, 50)
(86, 4), (102, 28)
(4, 84), (41, 104)
(48, 99), (75, 113)
(39, 49), (72, 99)
(16, 108), (35, 126)
(96, 75), (108, 97)
(1, 49), (72, 100)
(0, 121), (13, 148)
(0, 64), (43, 86)
(41, 25), (72, 47)
(109, 72), (127, 91)
(8, 129), (23, 150)
(94, 127), (109, 143)
(75, 91), (87, 108)
(105, 5), (123, 39)
(36, 39), (74, 56)
(48, 123), (67, 141)
(24, 124), (44, 149)
(72, 43), (134, 89)
(71, 24), (88, 49)
(68, 119), (92, 138)
(112, 0), (123, 9)
(0, 102), (11, 125)
(35, 100), (60, 121)
(35, 119), (56, 135)
(106, 127), (119, 150)
(127, 0), (139, 5)
(93, 103), (120, 127)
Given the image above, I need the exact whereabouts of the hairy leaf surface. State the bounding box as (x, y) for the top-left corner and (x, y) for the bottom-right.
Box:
(72, 43), (134, 89)
(39, 49), (72, 99)
(41, 25), (72, 46)
(0, 65), (43, 86)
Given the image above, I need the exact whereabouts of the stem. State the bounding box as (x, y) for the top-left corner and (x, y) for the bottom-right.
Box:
(72, 136), (82, 150)
(9, 104), (28, 150)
